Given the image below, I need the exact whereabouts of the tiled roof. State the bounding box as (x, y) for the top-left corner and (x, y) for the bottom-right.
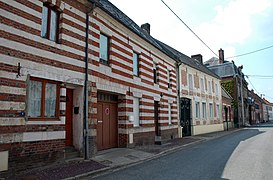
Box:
(93, 0), (220, 79)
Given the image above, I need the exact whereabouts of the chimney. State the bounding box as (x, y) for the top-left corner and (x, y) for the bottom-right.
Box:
(141, 23), (150, 35)
(219, 48), (224, 64)
(191, 54), (203, 64)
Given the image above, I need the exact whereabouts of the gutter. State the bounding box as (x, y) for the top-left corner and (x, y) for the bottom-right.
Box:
(176, 61), (182, 134)
(84, 2), (96, 160)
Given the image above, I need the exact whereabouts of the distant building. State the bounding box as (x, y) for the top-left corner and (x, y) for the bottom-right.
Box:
(222, 87), (233, 129)
(205, 49), (248, 127)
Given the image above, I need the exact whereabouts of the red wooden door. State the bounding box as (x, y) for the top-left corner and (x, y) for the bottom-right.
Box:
(97, 102), (118, 150)
(65, 89), (73, 146)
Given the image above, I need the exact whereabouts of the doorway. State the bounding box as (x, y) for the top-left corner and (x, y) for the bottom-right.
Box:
(65, 89), (73, 146)
(97, 93), (118, 150)
(180, 98), (192, 136)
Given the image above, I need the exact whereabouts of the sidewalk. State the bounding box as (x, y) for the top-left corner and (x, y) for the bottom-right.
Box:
(13, 128), (240, 180)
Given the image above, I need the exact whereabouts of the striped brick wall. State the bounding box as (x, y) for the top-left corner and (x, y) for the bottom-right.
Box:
(89, 8), (178, 146)
(0, 0), (91, 173)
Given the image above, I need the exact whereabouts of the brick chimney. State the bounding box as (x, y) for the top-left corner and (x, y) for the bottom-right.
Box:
(219, 48), (224, 64)
(191, 54), (203, 64)
(141, 23), (150, 35)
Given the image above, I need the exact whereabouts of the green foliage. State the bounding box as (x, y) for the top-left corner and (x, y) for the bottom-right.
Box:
(221, 80), (238, 108)
(221, 80), (234, 96)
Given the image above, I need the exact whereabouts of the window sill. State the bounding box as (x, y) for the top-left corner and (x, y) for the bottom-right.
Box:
(27, 117), (61, 121)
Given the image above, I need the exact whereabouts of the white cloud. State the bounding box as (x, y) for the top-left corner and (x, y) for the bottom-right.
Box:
(194, 0), (271, 59)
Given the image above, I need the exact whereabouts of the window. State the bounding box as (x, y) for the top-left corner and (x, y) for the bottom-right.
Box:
(153, 63), (158, 84)
(215, 83), (219, 96)
(195, 102), (200, 118)
(208, 81), (212, 94)
(100, 33), (109, 64)
(168, 103), (172, 125)
(27, 77), (60, 119)
(201, 78), (204, 92)
(209, 103), (213, 118)
(189, 74), (193, 90)
(167, 70), (171, 88)
(133, 97), (140, 127)
(202, 102), (206, 118)
(216, 104), (220, 118)
(133, 52), (139, 76)
(41, 4), (59, 42)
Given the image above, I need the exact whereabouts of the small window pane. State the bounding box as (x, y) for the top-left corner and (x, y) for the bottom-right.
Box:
(28, 80), (42, 117)
(168, 103), (172, 124)
(133, 52), (138, 76)
(133, 97), (140, 127)
(41, 6), (48, 37)
(45, 83), (57, 117)
(100, 34), (108, 61)
(50, 10), (57, 41)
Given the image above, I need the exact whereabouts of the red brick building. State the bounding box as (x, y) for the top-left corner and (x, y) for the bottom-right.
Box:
(0, 0), (180, 175)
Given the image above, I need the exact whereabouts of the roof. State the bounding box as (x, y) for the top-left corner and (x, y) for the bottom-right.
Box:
(221, 86), (233, 99)
(93, 0), (220, 79)
(205, 61), (244, 78)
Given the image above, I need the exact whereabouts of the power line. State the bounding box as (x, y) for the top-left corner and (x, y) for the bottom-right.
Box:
(226, 44), (273, 59)
(246, 76), (260, 95)
(160, 0), (218, 57)
(247, 75), (273, 77)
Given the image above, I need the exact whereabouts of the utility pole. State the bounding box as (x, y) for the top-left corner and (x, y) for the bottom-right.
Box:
(239, 66), (245, 127)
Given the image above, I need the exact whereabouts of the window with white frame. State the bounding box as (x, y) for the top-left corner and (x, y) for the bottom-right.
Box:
(202, 102), (206, 118)
(208, 81), (212, 94)
(216, 104), (220, 118)
(27, 77), (60, 119)
(189, 74), (193, 90)
(201, 78), (204, 92)
(99, 33), (109, 64)
(133, 97), (140, 127)
(209, 103), (213, 118)
(168, 103), (172, 125)
(133, 52), (139, 76)
(153, 63), (158, 84)
(195, 101), (200, 118)
(215, 83), (219, 96)
(167, 70), (171, 88)
(41, 4), (60, 42)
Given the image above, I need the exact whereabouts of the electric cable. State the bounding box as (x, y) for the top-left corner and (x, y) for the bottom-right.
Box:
(160, 0), (218, 57)
(226, 45), (273, 59)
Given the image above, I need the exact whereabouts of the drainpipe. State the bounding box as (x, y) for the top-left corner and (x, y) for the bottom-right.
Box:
(84, 2), (96, 160)
(238, 66), (244, 127)
(176, 61), (182, 137)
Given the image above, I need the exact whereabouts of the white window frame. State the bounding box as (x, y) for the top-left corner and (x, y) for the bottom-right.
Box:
(208, 81), (212, 94)
(209, 103), (213, 118)
(189, 74), (193, 90)
(168, 103), (172, 125)
(201, 78), (204, 93)
(195, 101), (200, 118)
(216, 104), (220, 118)
(133, 97), (140, 127)
(202, 102), (206, 118)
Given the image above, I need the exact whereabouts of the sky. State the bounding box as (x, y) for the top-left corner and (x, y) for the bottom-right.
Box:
(109, 0), (273, 102)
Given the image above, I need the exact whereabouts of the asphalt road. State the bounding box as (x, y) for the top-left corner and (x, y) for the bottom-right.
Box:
(90, 123), (273, 180)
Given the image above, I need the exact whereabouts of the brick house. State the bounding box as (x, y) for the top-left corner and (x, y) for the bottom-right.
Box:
(179, 54), (223, 136)
(222, 86), (233, 130)
(205, 49), (248, 127)
(263, 98), (273, 122)
(0, 0), (181, 174)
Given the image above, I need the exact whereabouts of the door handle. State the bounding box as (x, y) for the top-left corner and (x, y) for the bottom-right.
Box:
(98, 121), (103, 123)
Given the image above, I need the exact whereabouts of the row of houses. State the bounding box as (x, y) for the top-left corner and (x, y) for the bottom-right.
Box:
(205, 50), (273, 126)
(0, 0), (270, 175)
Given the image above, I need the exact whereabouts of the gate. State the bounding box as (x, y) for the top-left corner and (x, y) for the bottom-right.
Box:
(180, 98), (192, 136)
